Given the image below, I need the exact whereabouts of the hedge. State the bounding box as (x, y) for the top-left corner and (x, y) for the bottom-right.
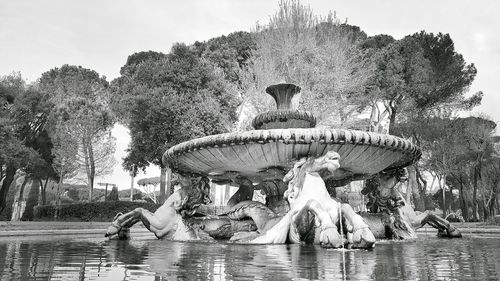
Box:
(33, 201), (161, 222)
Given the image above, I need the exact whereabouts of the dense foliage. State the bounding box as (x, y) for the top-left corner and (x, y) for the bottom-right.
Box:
(0, 73), (57, 213)
(39, 65), (115, 201)
(111, 43), (242, 201)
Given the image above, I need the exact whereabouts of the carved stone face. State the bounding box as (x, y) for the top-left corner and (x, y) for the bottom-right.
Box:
(177, 177), (212, 217)
(311, 151), (340, 174)
(397, 169), (408, 183)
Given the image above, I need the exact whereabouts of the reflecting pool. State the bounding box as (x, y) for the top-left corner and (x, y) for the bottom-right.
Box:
(0, 235), (499, 280)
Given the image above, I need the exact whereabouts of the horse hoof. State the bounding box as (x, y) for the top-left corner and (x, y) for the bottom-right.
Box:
(437, 229), (447, 237)
(352, 228), (376, 249)
(447, 227), (462, 238)
(353, 237), (375, 249)
(319, 227), (343, 248)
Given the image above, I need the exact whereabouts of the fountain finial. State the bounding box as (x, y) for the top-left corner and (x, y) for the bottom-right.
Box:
(266, 83), (301, 110)
(252, 83), (315, 130)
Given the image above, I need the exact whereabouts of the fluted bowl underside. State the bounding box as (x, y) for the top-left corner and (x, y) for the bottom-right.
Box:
(163, 128), (421, 184)
(252, 110), (316, 130)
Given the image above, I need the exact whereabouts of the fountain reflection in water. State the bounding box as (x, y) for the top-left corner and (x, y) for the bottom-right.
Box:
(0, 237), (499, 280)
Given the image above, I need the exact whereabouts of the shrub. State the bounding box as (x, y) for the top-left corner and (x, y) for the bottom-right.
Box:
(33, 201), (160, 222)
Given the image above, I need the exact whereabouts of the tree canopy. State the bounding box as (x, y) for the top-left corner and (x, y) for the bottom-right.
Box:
(38, 65), (114, 201)
(0, 73), (57, 212)
(111, 43), (241, 201)
(366, 32), (482, 132)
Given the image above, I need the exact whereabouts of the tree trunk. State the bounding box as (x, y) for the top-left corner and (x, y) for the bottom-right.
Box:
(458, 176), (469, 221)
(472, 177), (479, 222)
(88, 140), (96, 202)
(55, 164), (64, 220)
(415, 167), (430, 209)
(339, 108), (348, 128)
(472, 158), (483, 221)
(83, 138), (95, 202)
(12, 176), (29, 221)
(83, 139), (92, 201)
(18, 176), (28, 202)
(491, 191), (498, 217)
(0, 164), (16, 215)
(38, 179), (43, 205)
(388, 104), (398, 133)
(407, 165), (425, 211)
(159, 166), (166, 204)
(369, 103), (378, 132)
(442, 175), (447, 217)
(42, 177), (49, 205)
(130, 174), (134, 201)
(166, 168), (173, 197)
(497, 192), (500, 217)
(369, 101), (392, 133)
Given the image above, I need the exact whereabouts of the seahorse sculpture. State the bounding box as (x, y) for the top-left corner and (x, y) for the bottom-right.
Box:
(360, 169), (462, 239)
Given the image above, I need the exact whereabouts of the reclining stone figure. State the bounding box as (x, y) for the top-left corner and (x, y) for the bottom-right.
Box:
(360, 168), (462, 239)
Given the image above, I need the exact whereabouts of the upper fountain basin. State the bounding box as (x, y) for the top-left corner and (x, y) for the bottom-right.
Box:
(163, 128), (421, 185)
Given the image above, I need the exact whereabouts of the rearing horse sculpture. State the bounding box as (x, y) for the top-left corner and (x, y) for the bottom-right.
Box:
(227, 151), (376, 248)
(283, 150), (376, 248)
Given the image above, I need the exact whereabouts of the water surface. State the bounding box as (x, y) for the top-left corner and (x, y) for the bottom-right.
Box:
(0, 235), (499, 280)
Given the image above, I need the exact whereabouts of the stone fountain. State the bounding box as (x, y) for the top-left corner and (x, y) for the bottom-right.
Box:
(164, 84), (419, 203)
(105, 83), (461, 247)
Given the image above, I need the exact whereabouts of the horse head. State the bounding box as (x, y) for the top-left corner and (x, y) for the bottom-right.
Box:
(310, 151), (341, 176)
(283, 151), (341, 200)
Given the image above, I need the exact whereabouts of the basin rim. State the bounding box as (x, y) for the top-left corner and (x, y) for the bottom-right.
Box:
(163, 128), (421, 175)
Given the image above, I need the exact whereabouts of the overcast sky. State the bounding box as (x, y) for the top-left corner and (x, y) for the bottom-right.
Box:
(1, 0), (499, 190)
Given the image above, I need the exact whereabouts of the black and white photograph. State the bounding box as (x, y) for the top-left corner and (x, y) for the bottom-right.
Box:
(0, 0), (499, 280)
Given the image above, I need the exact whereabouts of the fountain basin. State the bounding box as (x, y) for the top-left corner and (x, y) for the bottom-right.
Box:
(163, 128), (421, 186)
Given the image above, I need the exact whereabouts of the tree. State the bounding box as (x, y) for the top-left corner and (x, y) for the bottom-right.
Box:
(481, 155), (500, 219)
(0, 73), (49, 214)
(111, 44), (239, 203)
(50, 119), (80, 208)
(404, 116), (497, 220)
(194, 31), (256, 84)
(367, 31), (484, 213)
(238, 0), (373, 129)
(39, 65), (114, 202)
(137, 177), (160, 203)
(454, 117), (497, 221)
(367, 32), (482, 133)
(12, 87), (59, 205)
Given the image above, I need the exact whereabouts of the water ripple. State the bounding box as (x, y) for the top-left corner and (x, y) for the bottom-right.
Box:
(0, 237), (499, 280)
